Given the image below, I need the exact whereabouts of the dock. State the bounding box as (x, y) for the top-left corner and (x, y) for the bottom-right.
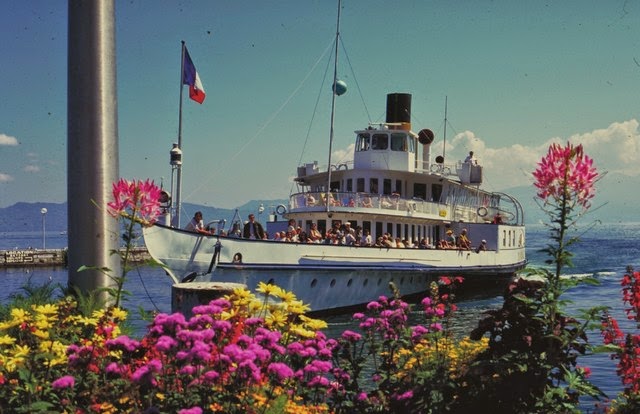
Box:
(1, 247), (150, 268)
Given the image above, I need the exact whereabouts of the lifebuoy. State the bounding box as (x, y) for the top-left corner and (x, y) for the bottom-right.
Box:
(275, 204), (287, 215)
(477, 207), (488, 217)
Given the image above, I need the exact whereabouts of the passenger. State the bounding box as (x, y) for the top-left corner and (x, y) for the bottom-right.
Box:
(348, 197), (356, 207)
(306, 193), (316, 206)
(242, 214), (265, 239)
(361, 195), (373, 208)
(395, 237), (405, 248)
(475, 239), (487, 253)
(457, 229), (471, 250)
(298, 231), (309, 243)
(184, 211), (211, 235)
(464, 151), (476, 164)
(439, 230), (456, 249)
(308, 223), (323, 242)
(492, 213), (503, 224)
(361, 229), (372, 246)
(344, 230), (357, 246)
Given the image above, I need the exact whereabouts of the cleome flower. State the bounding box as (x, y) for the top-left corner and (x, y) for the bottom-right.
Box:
(532, 142), (599, 209)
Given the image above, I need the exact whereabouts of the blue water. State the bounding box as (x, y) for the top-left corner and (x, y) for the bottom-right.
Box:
(2, 223), (640, 408)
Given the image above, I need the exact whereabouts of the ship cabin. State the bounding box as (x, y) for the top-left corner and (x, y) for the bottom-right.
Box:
(278, 93), (524, 250)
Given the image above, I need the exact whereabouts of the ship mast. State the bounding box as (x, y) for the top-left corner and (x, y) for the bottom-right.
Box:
(442, 95), (448, 162)
(324, 0), (342, 215)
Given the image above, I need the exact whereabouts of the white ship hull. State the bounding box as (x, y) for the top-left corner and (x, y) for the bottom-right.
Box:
(143, 223), (526, 313)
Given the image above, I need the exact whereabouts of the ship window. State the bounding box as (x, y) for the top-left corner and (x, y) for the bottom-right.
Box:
(387, 222), (393, 235)
(432, 183), (443, 202)
(391, 133), (407, 151)
(330, 181), (340, 191)
(362, 221), (371, 234)
(413, 183), (426, 200)
(383, 179), (392, 195)
(311, 279), (318, 288)
(375, 222), (383, 238)
(363, 279), (369, 286)
(370, 178), (378, 194)
(356, 133), (370, 151)
(396, 223), (401, 238)
(395, 179), (402, 195)
(317, 219), (327, 235)
(346, 179), (353, 192)
(347, 279), (353, 287)
(267, 278), (275, 285)
(330, 279), (336, 287)
(357, 178), (365, 192)
(371, 133), (388, 150)
(377, 278), (382, 286)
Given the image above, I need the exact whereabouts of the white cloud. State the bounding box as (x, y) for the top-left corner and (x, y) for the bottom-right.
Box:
(0, 134), (18, 146)
(330, 119), (640, 192)
(0, 173), (14, 182)
(23, 165), (40, 173)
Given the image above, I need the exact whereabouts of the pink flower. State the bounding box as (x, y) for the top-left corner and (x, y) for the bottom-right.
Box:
(51, 375), (75, 389)
(107, 178), (162, 225)
(532, 142), (599, 209)
(268, 362), (294, 380)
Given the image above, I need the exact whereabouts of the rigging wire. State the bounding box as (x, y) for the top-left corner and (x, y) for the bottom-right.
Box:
(339, 36), (371, 124)
(183, 36), (336, 202)
(134, 264), (162, 313)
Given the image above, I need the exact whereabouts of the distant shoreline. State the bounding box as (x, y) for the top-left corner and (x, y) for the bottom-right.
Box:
(0, 247), (150, 268)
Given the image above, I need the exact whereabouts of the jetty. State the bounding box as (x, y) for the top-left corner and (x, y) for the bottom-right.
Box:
(1, 247), (150, 268)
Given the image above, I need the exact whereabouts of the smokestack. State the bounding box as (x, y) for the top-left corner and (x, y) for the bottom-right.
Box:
(386, 93), (412, 130)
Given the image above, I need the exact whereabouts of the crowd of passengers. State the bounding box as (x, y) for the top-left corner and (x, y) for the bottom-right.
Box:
(190, 212), (488, 252)
(265, 219), (487, 252)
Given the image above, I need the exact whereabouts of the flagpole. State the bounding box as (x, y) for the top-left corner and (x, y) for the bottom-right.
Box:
(175, 41), (186, 228)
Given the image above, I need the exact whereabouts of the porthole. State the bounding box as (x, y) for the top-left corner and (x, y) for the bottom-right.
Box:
(267, 278), (275, 285)
(347, 279), (353, 287)
(363, 279), (369, 286)
(400, 277), (405, 285)
(330, 279), (336, 287)
(378, 278), (382, 286)
(311, 279), (318, 288)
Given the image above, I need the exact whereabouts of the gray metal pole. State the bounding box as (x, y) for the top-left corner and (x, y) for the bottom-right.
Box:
(67, 0), (121, 305)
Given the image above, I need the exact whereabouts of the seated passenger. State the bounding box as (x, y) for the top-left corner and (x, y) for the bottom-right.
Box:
(457, 229), (471, 250)
(184, 211), (211, 235)
(475, 239), (487, 253)
(306, 194), (317, 206)
(361, 195), (373, 208)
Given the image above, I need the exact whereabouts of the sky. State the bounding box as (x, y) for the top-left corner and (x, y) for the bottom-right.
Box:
(2, 0), (640, 215)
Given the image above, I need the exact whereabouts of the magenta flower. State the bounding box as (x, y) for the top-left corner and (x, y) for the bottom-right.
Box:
(51, 375), (75, 389)
(107, 178), (162, 225)
(532, 142), (599, 209)
(268, 362), (294, 380)
(341, 330), (363, 342)
(178, 408), (203, 414)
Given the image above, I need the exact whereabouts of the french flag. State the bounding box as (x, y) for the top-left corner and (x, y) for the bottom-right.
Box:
(182, 47), (206, 104)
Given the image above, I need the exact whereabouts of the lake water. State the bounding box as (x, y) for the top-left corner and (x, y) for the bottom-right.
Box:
(2, 223), (640, 407)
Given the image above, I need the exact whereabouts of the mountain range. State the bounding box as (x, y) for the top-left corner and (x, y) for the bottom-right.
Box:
(0, 172), (634, 233)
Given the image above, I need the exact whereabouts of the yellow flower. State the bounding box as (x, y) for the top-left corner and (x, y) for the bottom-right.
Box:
(298, 315), (328, 331)
(155, 393), (165, 401)
(33, 303), (58, 316)
(256, 281), (278, 296)
(13, 344), (30, 359)
(109, 307), (128, 321)
(10, 308), (30, 325)
(0, 335), (16, 346)
(285, 300), (310, 315)
(265, 310), (289, 327)
(273, 288), (297, 304)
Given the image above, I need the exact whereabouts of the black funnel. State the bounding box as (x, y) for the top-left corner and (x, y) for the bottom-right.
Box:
(386, 93), (412, 127)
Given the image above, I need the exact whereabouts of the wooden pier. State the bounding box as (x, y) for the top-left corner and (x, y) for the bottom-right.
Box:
(1, 247), (150, 268)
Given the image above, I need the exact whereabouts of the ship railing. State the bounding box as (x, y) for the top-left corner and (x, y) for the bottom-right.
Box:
(289, 192), (454, 218)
